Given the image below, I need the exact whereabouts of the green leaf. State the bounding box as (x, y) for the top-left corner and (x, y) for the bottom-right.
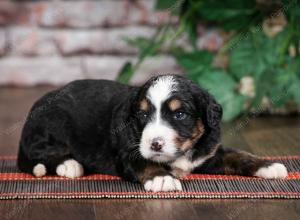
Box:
(155, 0), (177, 10)
(229, 30), (290, 80)
(184, 18), (198, 49)
(174, 50), (214, 80)
(116, 62), (134, 84)
(268, 68), (292, 107)
(176, 50), (214, 70)
(125, 37), (159, 57)
(251, 69), (274, 108)
(197, 69), (236, 97)
(287, 59), (300, 104)
(200, 1), (256, 19)
(174, 50), (214, 68)
(284, 0), (300, 23)
(126, 37), (150, 51)
(199, 0), (259, 30)
(269, 85), (290, 107)
(229, 33), (264, 79)
(196, 69), (244, 121)
(221, 93), (246, 121)
(290, 75), (300, 104)
(155, 0), (182, 14)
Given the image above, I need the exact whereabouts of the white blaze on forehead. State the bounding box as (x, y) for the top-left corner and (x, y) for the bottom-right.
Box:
(139, 76), (178, 162)
(147, 75), (177, 111)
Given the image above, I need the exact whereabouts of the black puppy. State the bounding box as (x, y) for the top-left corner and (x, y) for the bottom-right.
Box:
(18, 75), (287, 192)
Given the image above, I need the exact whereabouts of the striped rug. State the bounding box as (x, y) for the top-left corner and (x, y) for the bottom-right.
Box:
(0, 156), (300, 199)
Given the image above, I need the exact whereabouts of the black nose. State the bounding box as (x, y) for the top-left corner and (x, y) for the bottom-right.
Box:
(150, 137), (165, 152)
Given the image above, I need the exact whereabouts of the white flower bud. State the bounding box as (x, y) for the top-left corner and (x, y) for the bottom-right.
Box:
(239, 76), (255, 98)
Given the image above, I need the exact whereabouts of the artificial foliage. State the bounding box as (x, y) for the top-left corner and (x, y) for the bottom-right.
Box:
(117, 0), (300, 121)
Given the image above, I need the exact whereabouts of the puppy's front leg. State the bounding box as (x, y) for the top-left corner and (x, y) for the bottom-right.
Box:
(197, 147), (288, 179)
(137, 164), (182, 192)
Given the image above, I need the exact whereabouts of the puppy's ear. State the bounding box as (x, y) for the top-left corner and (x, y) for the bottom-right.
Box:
(206, 97), (223, 129)
(190, 82), (222, 130)
(128, 89), (140, 113)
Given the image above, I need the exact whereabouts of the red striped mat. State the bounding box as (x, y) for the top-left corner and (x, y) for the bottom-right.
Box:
(0, 156), (300, 199)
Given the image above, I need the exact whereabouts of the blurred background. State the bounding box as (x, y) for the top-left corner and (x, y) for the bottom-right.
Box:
(0, 0), (300, 156)
(1, 0), (300, 119)
(1, 1), (300, 218)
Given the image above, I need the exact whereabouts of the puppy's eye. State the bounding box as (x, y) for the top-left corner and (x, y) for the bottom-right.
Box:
(137, 110), (148, 119)
(173, 111), (187, 120)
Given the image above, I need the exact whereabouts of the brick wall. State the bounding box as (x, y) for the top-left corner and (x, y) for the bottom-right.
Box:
(0, 0), (223, 86)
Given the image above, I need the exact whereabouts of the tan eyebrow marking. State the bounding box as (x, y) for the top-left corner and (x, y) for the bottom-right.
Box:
(168, 99), (182, 111)
(140, 99), (149, 111)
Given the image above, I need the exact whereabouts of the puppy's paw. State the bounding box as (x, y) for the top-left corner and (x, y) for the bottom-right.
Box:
(144, 175), (182, 192)
(254, 163), (288, 179)
(33, 163), (47, 177)
(56, 159), (84, 178)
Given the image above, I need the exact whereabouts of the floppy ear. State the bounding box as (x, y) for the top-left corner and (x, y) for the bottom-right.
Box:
(189, 81), (222, 130)
(189, 82), (223, 156)
(128, 89), (140, 115)
(206, 97), (223, 130)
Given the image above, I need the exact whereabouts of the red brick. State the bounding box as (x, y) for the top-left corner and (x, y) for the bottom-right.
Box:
(83, 56), (135, 81)
(0, 55), (180, 86)
(56, 26), (155, 55)
(8, 26), (155, 56)
(0, 1), (19, 25)
(131, 56), (181, 85)
(0, 30), (7, 56)
(0, 57), (84, 86)
(17, 0), (174, 28)
(8, 27), (58, 56)
(83, 55), (181, 85)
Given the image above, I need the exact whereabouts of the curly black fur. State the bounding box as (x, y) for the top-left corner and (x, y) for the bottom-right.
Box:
(18, 75), (271, 184)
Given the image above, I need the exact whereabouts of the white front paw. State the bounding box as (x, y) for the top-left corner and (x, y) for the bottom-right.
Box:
(144, 176), (182, 192)
(254, 163), (288, 179)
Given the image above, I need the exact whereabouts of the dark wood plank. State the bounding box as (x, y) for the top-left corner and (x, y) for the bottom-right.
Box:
(1, 199), (300, 220)
(1, 200), (95, 220)
(241, 117), (300, 156)
(188, 199), (300, 220)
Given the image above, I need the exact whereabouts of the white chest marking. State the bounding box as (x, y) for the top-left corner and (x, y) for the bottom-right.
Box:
(171, 156), (208, 173)
(171, 146), (219, 173)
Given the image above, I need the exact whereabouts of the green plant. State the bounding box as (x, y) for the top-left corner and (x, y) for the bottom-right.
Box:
(117, 0), (300, 121)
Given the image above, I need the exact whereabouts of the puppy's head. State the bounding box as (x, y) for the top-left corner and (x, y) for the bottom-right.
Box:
(132, 75), (222, 163)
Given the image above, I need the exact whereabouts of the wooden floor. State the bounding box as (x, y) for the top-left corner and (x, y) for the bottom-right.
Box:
(0, 86), (299, 220)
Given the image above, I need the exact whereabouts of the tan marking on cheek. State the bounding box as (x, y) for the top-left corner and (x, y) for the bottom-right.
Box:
(140, 99), (149, 111)
(180, 139), (193, 152)
(192, 119), (205, 139)
(168, 99), (182, 111)
(175, 119), (205, 151)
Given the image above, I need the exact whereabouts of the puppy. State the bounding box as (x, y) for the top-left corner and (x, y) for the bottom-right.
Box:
(18, 75), (288, 192)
